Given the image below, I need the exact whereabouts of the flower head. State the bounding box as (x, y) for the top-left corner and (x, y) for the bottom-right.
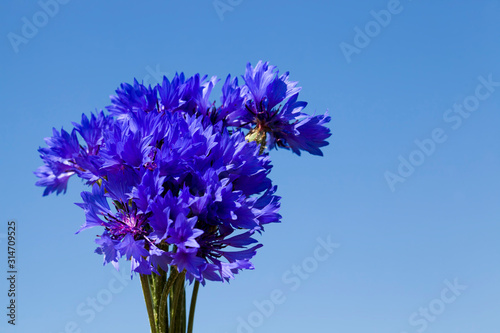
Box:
(239, 61), (331, 155)
(35, 61), (328, 283)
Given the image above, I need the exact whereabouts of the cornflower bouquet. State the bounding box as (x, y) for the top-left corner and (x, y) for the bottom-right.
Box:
(35, 61), (331, 333)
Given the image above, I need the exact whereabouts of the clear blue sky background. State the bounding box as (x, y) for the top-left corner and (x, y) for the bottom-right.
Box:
(1, 1), (499, 332)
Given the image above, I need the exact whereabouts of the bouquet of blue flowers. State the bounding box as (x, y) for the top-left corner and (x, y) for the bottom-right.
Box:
(35, 61), (331, 333)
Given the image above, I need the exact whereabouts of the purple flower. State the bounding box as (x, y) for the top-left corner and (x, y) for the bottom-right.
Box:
(35, 61), (329, 283)
(240, 61), (331, 156)
(35, 118), (108, 195)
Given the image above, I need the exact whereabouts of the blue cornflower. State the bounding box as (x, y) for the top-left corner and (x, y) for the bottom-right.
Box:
(35, 61), (329, 283)
(240, 61), (332, 156)
(35, 111), (114, 195)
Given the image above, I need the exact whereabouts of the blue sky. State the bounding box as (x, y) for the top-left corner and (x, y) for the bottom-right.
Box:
(1, 0), (500, 332)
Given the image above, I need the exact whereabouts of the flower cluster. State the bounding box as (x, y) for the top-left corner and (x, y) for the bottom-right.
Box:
(35, 61), (331, 283)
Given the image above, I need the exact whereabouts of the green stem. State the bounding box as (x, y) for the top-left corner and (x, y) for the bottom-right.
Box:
(159, 269), (179, 333)
(140, 274), (157, 333)
(180, 287), (186, 333)
(187, 281), (200, 333)
(148, 275), (157, 321)
(153, 269), (166, 331)
(171, 271), (186, 333)
(169, 280), (175, 331)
